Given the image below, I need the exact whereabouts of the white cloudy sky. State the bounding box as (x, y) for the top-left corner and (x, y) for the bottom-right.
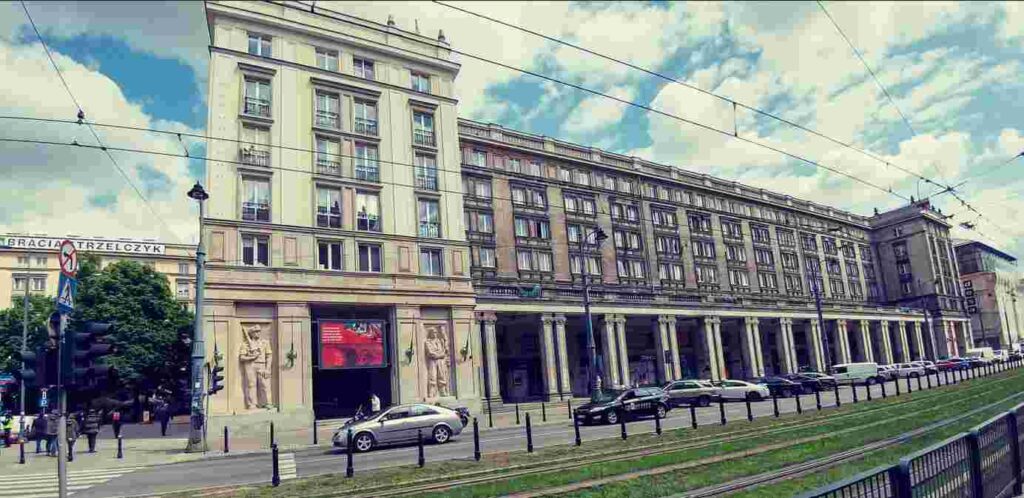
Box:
(0, 1), (1021, 258)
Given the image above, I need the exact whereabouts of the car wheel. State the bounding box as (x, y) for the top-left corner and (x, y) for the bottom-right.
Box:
(698, 395), (711, 407)
(746, 391), (762, 402)
(353, 432), (375, 452)
(604, 410), (619, 425)
(432, 425), (451, 445)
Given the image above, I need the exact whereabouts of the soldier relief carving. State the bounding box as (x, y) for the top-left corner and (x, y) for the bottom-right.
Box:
(239, 324), (274, 409)
(424, 324), (451, 398)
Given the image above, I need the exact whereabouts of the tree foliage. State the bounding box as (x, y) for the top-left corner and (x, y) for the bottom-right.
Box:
(0, 293), (55, 374)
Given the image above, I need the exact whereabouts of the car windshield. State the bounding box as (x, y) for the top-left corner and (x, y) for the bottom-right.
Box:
(591, 389), (624, 403)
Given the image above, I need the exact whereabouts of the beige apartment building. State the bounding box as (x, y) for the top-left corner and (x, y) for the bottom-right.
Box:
(955, 240), (1022, 349)
(0, 234), (195, 307)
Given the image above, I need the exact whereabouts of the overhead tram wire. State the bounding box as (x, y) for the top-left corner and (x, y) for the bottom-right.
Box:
(18, 1), (189, 248)
(431, 0), (952, 199)
(273, 1), (911, 204)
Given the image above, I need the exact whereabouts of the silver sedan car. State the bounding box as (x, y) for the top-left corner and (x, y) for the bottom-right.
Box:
(332, 404), (464, 452)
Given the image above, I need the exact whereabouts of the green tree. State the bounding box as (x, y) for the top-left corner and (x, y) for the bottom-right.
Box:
(72, 254), (193, 399)
(0, 294), (55, 374)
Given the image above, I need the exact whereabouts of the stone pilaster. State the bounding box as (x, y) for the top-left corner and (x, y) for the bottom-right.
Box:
(897, 321), (911, 363)
(806, 319), (825, 372)
(653, 317), (670, 383)
(878, 321), (894, 365)
(912, 321), (926, 360)
(666, 316), (681, 380)
(835, 319), (852, 364)
(601, 315), (620, 387)
(539, 314), (559, 400)
(479, 312), (501, 401)
(703, 316), (725, 381)
(742, 317), (765, 378)
(553, 314), (572, 398)
(777, 318), (797, 374)
(857, 320), (874, 363)
(615, 315), (631, 387)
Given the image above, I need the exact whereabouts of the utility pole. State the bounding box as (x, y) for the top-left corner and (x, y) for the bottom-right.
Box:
(187, 183), (209, 452)
(57, 314), (67, 498)
(813, 280), (832, 372)
(19, 256), (29, 449)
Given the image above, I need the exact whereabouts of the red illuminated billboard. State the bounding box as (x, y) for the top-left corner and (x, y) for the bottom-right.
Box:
(318, 320), (386, 369)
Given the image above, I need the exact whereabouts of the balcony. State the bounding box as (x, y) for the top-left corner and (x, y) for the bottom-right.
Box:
(241, 202), (270, 222)
(355, 164), (379, 183)
(316, 208), (341, 228)
(244, 97), (270, 117)
(355, 118), (378, 136)
(316, 157), (340, 176)
(413, 130), (436, 147)
(315, 110), (339, 129)
(240, 148), (270, 167)
(419, 222), (440, 238)
(415, 172), (438, 191)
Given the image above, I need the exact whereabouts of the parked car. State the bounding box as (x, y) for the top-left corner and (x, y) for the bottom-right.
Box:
(711, 379), (771, 401)
(911, 360), (938, 373)
(831, 362), (883, 385)
(784, 373), (835, 392)
(332, 403), (464, 452)
(878, 365), (898, 381)
(754, 376), (804, 397)
(663, 379), (717, 407)
(936, 358), (969, 371)
(894, 363), (925, 378)
(1009, 351), (1023, 362)
(965, 347), (995, 364)
(573, 387), (670, 425)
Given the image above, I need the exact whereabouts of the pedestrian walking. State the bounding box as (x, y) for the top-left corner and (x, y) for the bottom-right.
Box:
(45, 411), (59, 457)
(82, 409), (102, 453)
(31, 411), (47, 454)
(67, 414), (80, 446)
(155, 400), (171, 437)
(1, 412), (13, 447)
(112, 409), (122, 438)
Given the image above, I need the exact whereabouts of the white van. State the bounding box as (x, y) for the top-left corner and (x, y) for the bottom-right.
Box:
(965, 347), (995, 364)
(831, 362), (882, 385)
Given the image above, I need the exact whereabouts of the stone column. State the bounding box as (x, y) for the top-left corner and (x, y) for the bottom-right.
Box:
(742, 317), (765, 378)
(777, 318), (797, 374)
(945, 320), (958, 357)
(897, 321), (911, 363)
(955, 321), (969, 354)
(601, 315), (620, 387)
(834, 319), (851, 364)
(857, 320), (874, 363)
(912, 321), (926, 360)
(480, 312), (501, 401)
(752, 318), (766, 377)
(553, 314), (572, 398)
(615, 315), (631, 387)
(805, 319), (825, 372)
(878, 321), (894, 365)
(539, 314), (559, 400)
(666, 316), (682, 380)
(703, 316), (725, 381)
(653, 317), (670, 384)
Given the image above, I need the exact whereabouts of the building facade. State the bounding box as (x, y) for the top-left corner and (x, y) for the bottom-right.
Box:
(0, 234), (195, 308)
(955, 240), (1022, 349)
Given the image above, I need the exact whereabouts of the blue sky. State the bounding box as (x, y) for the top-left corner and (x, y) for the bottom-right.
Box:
(0, 1), (1021, 259)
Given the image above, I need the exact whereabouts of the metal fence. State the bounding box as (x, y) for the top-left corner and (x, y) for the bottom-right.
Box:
(802, 398), (1024, 498)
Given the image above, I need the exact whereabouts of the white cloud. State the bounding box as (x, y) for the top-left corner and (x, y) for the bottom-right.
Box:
(561, 86), (635, 137)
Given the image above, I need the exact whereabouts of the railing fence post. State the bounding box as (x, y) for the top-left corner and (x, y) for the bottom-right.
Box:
(473, 417), (481, 461)
(345, 429), (354, 478)
(967, 430), (984, 497)
(894, 458), (913, 498)
(834, 383), (841, 407)
(690, 404), (698, 429)
(271, 443), (280, 487)
(526, 412), (534, 452)
(1008, 411), (1022, 496)
(746, 397), (754, 421)
(719, 398), (727, 425)
(772, 391), (780, 417)
(573, 413), (581, 446)
(417, 429), (425, 467)
(815, 389), (822, 411)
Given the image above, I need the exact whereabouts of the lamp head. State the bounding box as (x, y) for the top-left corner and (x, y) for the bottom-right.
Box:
(187, 182), (209, 201)
(594, 227), (608, 243)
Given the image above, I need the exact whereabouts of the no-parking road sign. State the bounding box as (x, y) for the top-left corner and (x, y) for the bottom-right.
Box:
(59, 239), (78, 277)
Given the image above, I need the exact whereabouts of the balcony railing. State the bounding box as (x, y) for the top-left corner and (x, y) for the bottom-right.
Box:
(415, 171), (438, 191)
(315, 110), (339, 129)
(244, 97), (270, 117)
(355, 118), (378, 136)
(413, 130), (436, 147)
(240, 148), (270, 167)
(356, 164), (379, 182)
(316, 157), (340, 176)
(241, 202), (270, 222)
(419, 222), (440, 238)
(316, 208), (341, 228)
(357, 214), (380, 232)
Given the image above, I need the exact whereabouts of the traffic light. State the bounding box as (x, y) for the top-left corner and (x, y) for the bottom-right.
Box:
(207, 359), (224, 396)
(13, 346), (49, 388)
(65, 321), (115, 389)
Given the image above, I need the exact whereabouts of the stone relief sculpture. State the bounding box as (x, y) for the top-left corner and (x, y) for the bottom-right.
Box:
(424, 324), (451, 397)
(239, 323), (274, 409)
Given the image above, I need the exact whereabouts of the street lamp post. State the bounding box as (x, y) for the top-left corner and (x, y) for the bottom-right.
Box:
(19, 257), (29, 445)
(812, 280), (831, 372)
(579, 227), (608, 399)
(186, 183), (209, 452)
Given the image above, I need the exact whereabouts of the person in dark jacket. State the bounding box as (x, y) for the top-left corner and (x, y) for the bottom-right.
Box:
(111, 409), (122, 438)
(31, 412), (47, 454)
(154, 400), (171, 437)
(45, 411), (59, 456)
(82, 409), (102, 453)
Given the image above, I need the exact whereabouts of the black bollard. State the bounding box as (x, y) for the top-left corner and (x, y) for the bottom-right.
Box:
(815, 389), (822, 411)
(313, 418), (318, 445)
(772, 391), (779, 417)
(619, 411), (628, 440)
(745, 398), (753, 421)
(542, 402), (547, 422)
(515, 404), (521, 425)
(906, 376), (912, 393)
(573, 414), (581, 446)
(926, 372), (933, 389)
(881, 380), (887, 398)
(417, 429), (425, 466)
(68, 440), (74, 462)
(866, 382), (873, 401)
(473, 418), (481, 461)
(654, 408), (662, 435)
(345, 429), (354, 478)
(116, 436), (123, 459)
(567, 400), (572, 420)
(272, 443), (280, 487)
(719, 398), (727, 425)
(270, 421), (275, 447)
(19, 440), (25, 464)
(795, 393), (803, 414)
(689, 404), (698, 429)
(834, 383), (841, 407)
(852, 384), (859, 403)
(224, 426), (229, 453)
(945, 370), (951, 385)
(526, 413), (534, 452)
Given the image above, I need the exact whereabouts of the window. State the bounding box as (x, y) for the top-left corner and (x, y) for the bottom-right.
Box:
(240, 125), (270, 166)
(617, 178), (633, 194)
(463, 176), (492, 199)
(517, 250), (553, 272)
(571, 255), (603, 275)
(897, 262), (911, 275)
(781, 252), (799, 269)
(603, 175), (616, 190)
(754, 247), (774, 265)
(758, 272), (778, 289)
(777, 229), (796, 247)
(687, 213), (712, 234)
(465, 211), (493, 234)
(863, 264), (876, 279)
(526, 161), (543, 177)
(355, 143), (379, 182)
(825, 258), (841, 276)
(514, 217), (550, 239)
(354, 57), (374, 79)
(420, 248), (443, 276)
(316, 47), (339, 71)
(558, 167), (572, 182)
(850, 281), (863, 298)
(656, 236), (681, 255)
(752, 225), (771, 244)
(893, 242), (908, 259)
(822, 237), (838, 255)
(316, 187), (342, 228)
(16, 256), (28, 266)
(413, 111), (435, 146)
(860, 245), (873, 262)
(354, 100), (378, 135)
(356, 192), (381, 232)
(801, 233), (818, 252)
(894, 226), (904, 237)
(695, 265), (718, 284)
(564, 194), (596, 215)
(617, 259), (646, 279)
(176, 280), (190, 299)
(247, 33), (271, 56)
(358, 243), (382, 272)
(242, 234), (269, 267)
(315, 136), (340, 175)
(241, 178), (270, 221)
(411, 72), (430, 92)
(691, 240), (716, 259)
(414, 154), (438, 191)
(243, 78), (271, 117)
(658, 263), (685, 281)
(845, 261), (860, 278)
(722, 220), (743, 239)
(574, 170), (591, 186)
(729, 269), (750, 287)
(476, 247), (496, 268)
(784, 274), (802, 293)
(318, 241), (343, 270)
(901, 281), (914, 294)
(829, 279), (845, 296)
(868, 283), (880, 299)
(841, 243), (856, 259)
(314, 92), (340, 128)
(613, 230), (642, 250)
(510, 185), (546, 209)
(726, 244), (746, 262)
(611, 203), (639, 221)
(418, 199), (441, 238)
(507, 157), (521, 173)
(804, 256), (821, 276)
(470, 150), (487, 167)
(652, 208), (677, 227)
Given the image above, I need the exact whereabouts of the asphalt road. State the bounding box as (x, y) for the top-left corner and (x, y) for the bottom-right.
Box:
(69, 373), (973, 498)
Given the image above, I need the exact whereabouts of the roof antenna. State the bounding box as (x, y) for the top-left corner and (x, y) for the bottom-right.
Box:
(415, 19), (420, 34)
(387, 14), (395, 27)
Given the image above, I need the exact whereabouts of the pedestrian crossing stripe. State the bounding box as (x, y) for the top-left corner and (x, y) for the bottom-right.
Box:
(0, 466), (147, 497)
(280, 452), (298, 480)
